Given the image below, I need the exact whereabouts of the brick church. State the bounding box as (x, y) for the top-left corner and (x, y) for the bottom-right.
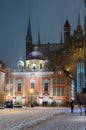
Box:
(26, 15), (85, 93)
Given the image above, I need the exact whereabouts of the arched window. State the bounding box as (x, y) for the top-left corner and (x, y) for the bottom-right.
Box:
(76, 58), (85, 93)
(40, 63), (42, 69)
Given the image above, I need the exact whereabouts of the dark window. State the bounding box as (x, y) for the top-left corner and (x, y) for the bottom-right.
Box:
(53, 78), (57, 84)
(61, 87), (64, 96)
(40, 63), (42, 69)
(53, 87), (56, 96)
(57, 87), (60, 96)
(31, 83), (35, 89)
(44, 83), (48, 91)
(17, 83), (21, 91)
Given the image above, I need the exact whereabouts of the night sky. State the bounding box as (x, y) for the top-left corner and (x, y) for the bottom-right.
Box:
(0, 0), (84, 69)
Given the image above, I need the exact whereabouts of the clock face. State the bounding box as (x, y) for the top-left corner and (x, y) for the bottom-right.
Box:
(58, 71), (62, 75)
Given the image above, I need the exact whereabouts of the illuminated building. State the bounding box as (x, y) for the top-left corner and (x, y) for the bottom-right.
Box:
(5, 47), (74, 106)
(26, 4), (86, 93)
(0, 61), (6, 104)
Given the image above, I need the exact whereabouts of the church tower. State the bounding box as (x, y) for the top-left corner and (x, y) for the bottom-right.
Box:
(64, 19), (71, 50)
(26, 17), (32, 59)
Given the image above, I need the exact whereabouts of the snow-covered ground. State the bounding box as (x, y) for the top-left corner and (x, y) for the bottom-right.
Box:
(0, 107), (85, 130)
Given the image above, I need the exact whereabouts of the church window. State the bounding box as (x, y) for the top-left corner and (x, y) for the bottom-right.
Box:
(76, 58), (85, 93)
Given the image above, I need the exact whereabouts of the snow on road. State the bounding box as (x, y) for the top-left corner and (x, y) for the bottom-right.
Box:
(0, 107), (85, 130)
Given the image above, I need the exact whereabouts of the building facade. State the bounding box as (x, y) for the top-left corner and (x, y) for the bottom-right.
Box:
(5, 47), (74, 106)
(0, 61), (6, 104)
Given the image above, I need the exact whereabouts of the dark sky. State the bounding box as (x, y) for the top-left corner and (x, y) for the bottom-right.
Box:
(0, 0), (84, 69)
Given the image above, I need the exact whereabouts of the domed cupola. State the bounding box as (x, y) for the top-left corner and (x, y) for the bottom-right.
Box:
(44, 57), (50, 69)
(17, 58), (24, 71)
(27, 46), (45, 60)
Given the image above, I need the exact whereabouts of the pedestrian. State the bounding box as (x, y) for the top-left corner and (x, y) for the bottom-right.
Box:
(70, 99), (74, 113)
(84, 102), (86, 116)
(78, 101), (82, 116)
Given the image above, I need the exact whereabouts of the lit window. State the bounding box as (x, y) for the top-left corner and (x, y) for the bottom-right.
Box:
(32, 63), (36, 70)
(76, 58), (85, 93)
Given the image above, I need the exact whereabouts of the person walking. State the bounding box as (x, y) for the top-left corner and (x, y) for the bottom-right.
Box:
(70, 99), (74, 113)
(84, 102), (86, 116)
(78, 101), (82, 116)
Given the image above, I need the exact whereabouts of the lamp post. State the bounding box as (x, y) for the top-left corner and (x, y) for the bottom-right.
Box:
(30, 88), (33, 107)
(8, 93), (10, 101)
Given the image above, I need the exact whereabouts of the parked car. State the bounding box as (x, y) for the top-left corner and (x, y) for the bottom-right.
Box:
(4, 100), (13, 108)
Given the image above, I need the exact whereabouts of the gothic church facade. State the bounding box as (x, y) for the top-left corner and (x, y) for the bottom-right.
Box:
(26, 14), (86, 93)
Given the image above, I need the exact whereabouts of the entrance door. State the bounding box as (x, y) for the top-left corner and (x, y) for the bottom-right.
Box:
(16, 96), (22, 105)
(43, 95), (49, 106)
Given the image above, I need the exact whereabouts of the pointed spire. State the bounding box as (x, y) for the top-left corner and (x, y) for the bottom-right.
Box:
(78, 12), (80, 26)
(37, 29), (41, 45)
(27, 16), (32, 37)
(64, 19), (70, 28)
(26, 16), (32, 59)
(77, 12), (82, 32)
(84, 0), (86, 7)
(60, 32), (63, 44)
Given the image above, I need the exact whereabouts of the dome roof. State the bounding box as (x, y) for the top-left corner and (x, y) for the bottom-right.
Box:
(17, 58), (24, 67)
(27, 46), (45, 60)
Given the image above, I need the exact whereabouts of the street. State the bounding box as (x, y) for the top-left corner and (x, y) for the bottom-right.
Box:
(28, 111), (86, 130)
(0, 106), (86, 130)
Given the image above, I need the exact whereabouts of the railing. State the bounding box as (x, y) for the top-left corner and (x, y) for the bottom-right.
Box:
(13, 68), (53, 72)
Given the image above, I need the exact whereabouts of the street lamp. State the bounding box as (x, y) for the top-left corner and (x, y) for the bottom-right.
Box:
(8, 93), (10, 101)
(30, 88), (33, 107)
